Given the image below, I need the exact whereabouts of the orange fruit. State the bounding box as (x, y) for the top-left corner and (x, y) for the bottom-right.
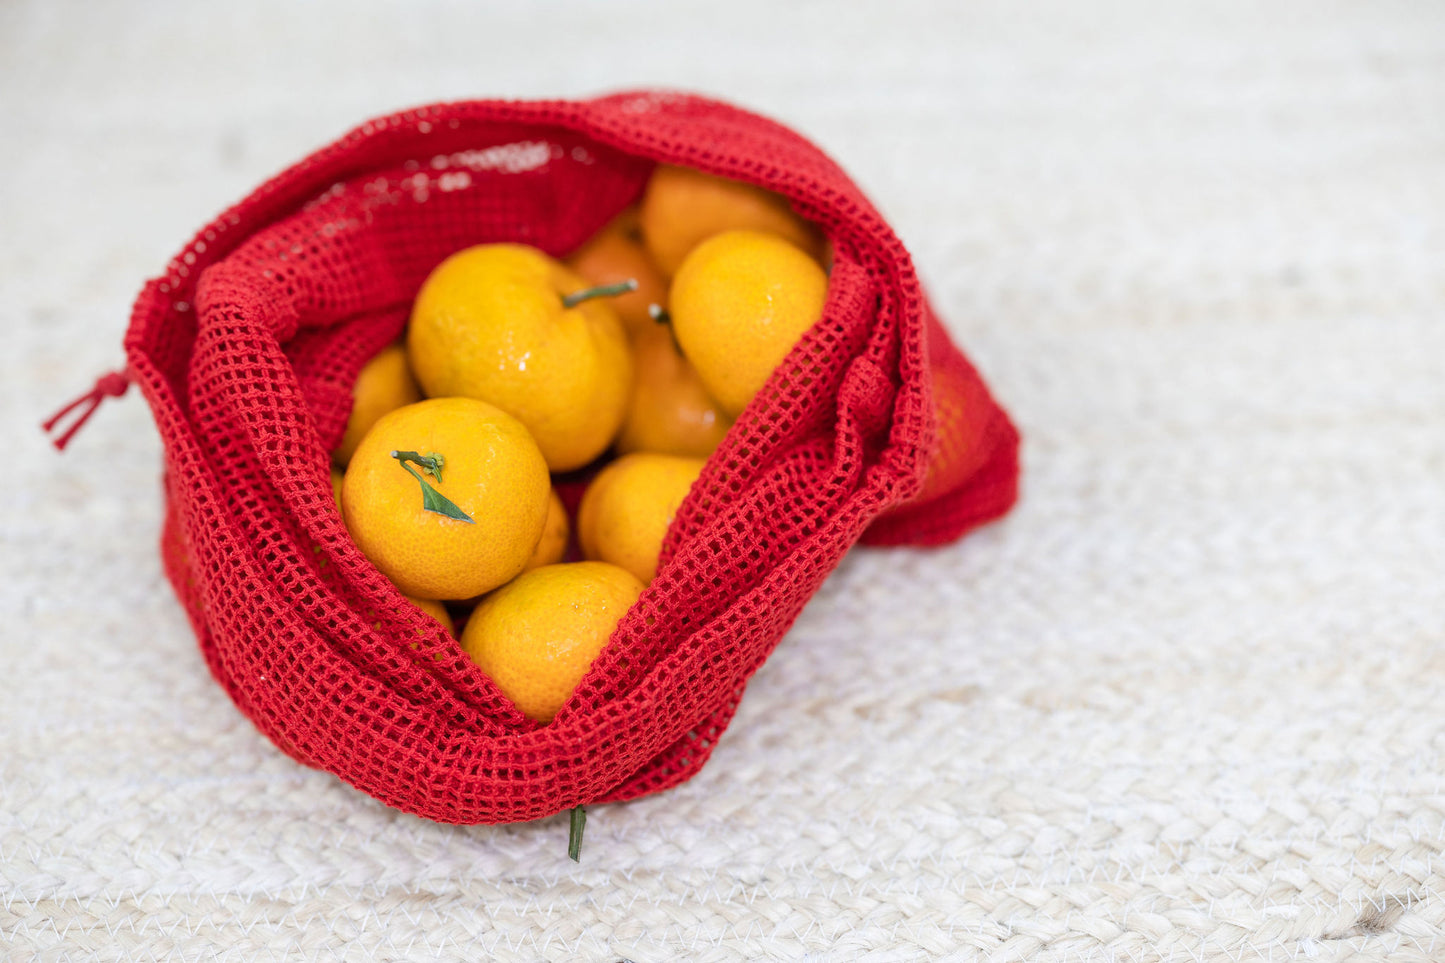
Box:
(577, 452), (705, 584)
(566, 218), (668, 341)
(606, 205), (642, 237)
(341, 397), (550, 600)
(522, 487), (570, 571)
(913, 362), (990, 504)
(333, 342), (422, 466)
(407, 243), (633, 472)
(459, 561), (644, 724)
(639, 165), (822, 277)
(668, 230), (829, 416)
(405, 596), (454, 637)
(615, 326), (733, 458)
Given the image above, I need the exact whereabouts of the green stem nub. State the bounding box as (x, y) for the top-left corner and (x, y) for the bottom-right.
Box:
(393, 450), (444, 482)
(568, 805), (587, 862)
(649, 303), (685, 354)
(562, 279), (637, 309)
(391, 450), (474, 523)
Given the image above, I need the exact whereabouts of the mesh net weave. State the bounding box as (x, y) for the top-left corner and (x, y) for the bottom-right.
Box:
(123, 91), (1020, 824)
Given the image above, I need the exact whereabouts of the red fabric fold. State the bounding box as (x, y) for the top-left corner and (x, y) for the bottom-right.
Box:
(124, 92), (1019, 823)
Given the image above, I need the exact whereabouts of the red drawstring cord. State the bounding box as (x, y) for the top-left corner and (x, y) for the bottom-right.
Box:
(41, 368), (133, 451)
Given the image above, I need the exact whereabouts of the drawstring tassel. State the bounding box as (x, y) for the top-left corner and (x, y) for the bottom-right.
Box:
(41, 368), (132, 451)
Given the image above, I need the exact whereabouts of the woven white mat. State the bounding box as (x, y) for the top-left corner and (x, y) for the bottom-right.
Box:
(4, 1), (1444, 959)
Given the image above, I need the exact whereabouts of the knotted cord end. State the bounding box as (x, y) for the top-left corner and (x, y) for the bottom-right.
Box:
(41, 368), (133, 451)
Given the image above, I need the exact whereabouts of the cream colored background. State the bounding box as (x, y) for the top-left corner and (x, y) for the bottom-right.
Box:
(3, 1), (1444, 959)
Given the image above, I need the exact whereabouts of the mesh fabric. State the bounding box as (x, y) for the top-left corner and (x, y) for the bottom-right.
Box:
(125, 92), (1020, 823)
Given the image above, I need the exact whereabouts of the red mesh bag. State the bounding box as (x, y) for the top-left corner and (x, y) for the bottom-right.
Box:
(117, 91), (1020, 824)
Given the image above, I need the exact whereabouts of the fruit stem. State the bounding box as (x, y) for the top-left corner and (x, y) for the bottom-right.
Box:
(562, 279), (637, 308)
(392, 450), (445, 482)
(391, 450), (475, 524)
(649, 303), (685, 355)
(568, 805), (587, 861)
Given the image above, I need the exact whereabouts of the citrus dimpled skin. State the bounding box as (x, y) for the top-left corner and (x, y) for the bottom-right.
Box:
(341, 397), (550, 600)
(577, 452), (706, 585)
(333, 342), (422, 466)
(615, 327), (734, 458)
(566, 218), (669, 341)
(460, 561), (645, 724)
(639, 165), (822, 277)
(668, 230), (829, 416)
(521, 487), (570, 572)
(407, 244), (633, 472)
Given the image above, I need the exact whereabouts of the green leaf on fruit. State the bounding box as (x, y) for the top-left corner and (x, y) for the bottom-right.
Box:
(392, 450), (475, 524)
(418, 479), (474, 523)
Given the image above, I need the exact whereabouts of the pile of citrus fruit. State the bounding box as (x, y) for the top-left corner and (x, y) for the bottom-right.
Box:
(331, 165), (828, 725)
